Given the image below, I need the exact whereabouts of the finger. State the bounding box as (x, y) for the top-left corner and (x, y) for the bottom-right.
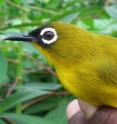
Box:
(87, 106), (117, 124)
(67, 99), (117, 124)
(68, 112), (87, 124)
(78, 99), (98, 119)
(67, 99), (87, 124)
(67, 99), (80, 119)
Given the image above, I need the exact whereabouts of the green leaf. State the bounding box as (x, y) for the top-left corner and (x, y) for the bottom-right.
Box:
(0, 90), (50, 113)
(0, 113), (52, 124)
(105, 6), (117, 19)
(0, 0), (4, 5)
(45, 103), (68, 124)
(81, 18), (94, 29)
(14, 83), (61, 91)
(46, 0), (62, 9)
(25, 97), (62, 114)
(0, 52), (7, 84)
(25, 101), (57, 114)
(0, 120), (6, 124)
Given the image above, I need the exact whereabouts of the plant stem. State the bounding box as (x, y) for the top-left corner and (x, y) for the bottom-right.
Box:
(6, 77), (20, 96)
(22, 91), (69, 110)
(5, 0), (29, 12)
(15, 44), (24, 114)
(1, 117), (15, 124)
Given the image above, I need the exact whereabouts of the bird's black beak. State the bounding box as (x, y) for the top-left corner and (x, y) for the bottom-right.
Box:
(4, 26), (45, 43)
(4, 34), (35, 42)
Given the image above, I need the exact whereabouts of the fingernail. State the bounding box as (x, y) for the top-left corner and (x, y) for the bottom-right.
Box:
(67, 99), (80, 119)
(78, 99), (98, 119)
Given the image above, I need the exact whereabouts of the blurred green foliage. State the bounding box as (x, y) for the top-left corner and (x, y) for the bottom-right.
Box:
(0, 0), (117, 124)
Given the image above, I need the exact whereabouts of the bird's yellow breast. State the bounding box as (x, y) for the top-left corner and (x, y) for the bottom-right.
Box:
(56, 64), (117, 107)
(56, 67), (80, 96)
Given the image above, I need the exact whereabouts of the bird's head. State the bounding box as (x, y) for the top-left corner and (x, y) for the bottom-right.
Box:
(4, 22), (91, 68)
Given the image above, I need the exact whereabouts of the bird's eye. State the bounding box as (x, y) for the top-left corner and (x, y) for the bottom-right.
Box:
(43, 31), (54, 40)
(40, 28), (58, 45)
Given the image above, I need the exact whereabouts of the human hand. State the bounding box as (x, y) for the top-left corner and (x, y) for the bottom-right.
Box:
(67, 99), (117, 124)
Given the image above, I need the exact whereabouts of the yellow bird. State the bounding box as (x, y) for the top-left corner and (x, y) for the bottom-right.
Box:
(4, 22), (117, 108)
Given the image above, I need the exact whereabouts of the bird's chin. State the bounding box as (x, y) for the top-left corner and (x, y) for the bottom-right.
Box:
(33, 42), (48, 56)
(33, 42), (53, 64)
(32, 42), (42, 50)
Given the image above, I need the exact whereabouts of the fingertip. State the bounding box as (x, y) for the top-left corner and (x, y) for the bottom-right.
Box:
(67, 99), (87, 124)
(67, 99), (80, 119)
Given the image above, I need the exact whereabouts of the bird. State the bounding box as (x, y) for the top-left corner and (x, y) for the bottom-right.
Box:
(4, 22), (117, 111)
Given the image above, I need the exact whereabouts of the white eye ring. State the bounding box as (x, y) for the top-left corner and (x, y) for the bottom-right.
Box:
(40, 28), (58, 45)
